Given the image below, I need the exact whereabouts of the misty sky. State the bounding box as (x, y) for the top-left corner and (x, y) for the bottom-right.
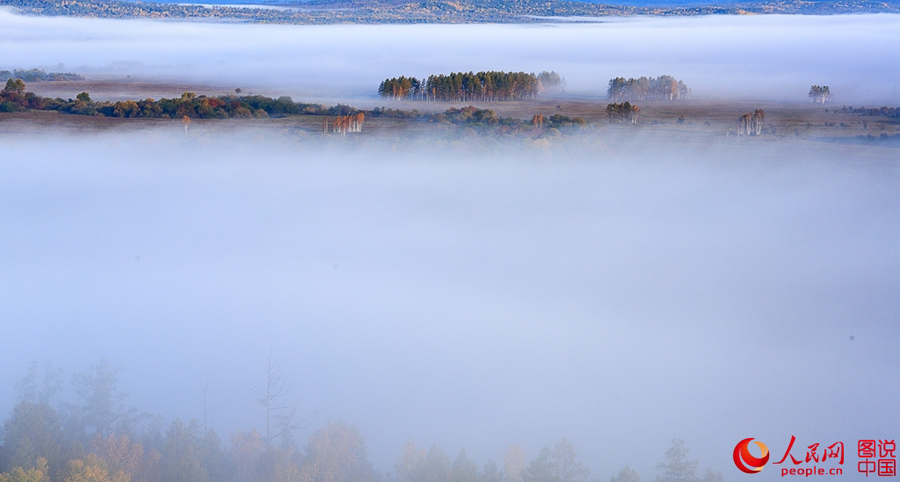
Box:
(1, 8), (899, 481)
(1, 11), (900, 102)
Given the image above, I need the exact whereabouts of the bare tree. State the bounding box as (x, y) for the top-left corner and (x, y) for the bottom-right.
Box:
(249, 350), (314, 448)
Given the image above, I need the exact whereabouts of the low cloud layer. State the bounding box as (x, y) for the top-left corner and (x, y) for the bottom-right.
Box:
(1, 9), (899, 479)
(1, 127), (897, 477)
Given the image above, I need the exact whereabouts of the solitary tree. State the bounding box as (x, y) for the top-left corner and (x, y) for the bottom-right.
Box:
(654, 438), (698, 482)
(70, 360), (142, 439)
(450, 449), (479, 482)
(3, 78), (25, 93)
(611, 466), (641, 482)
(250, 350), (311, 448)
(481, 460), (502, 482)
(503, 444), (526, 482)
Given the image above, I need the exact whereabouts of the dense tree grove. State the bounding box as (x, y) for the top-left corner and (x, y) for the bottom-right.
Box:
(808, 85), (832, 103)
(607, 76), (689, 101)
(427, 106), (585, 132)
(841, 104), (900, 118)
(378, 71), (563, 102)
(0, 363), (726, 482)
(605, 102), (640, 124)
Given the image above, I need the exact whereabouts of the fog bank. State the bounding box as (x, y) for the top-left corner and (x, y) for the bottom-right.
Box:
(1, 129), (898, 477)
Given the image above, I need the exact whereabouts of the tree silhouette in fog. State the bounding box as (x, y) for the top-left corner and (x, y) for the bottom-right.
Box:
(521, 439), (589, 482)
(1, 363), (732, 482)
(655, 438), (697, 482)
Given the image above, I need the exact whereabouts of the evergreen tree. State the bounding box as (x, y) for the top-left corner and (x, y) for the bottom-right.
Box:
(654, 439), (698, 482)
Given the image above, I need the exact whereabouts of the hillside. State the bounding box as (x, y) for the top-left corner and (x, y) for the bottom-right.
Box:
(2, 0), (899, 23)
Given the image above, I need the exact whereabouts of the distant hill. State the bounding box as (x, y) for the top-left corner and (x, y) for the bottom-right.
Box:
(569, 0), (897, 5)
(151, 0), (900, 8)
(2, 0), (899, 23)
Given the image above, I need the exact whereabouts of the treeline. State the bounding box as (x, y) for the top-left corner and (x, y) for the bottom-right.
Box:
(0, 80), (587, 136)
(0, 80), (352, 119)
(1, 68), (83, 82)
(378, 71), (563, 102)
(840, 105), (900, 118)
(430, 106), (584, 129)
(607, 75), (689, 101)
(372, 105), (586, 136)
(0, 362), (724, 482)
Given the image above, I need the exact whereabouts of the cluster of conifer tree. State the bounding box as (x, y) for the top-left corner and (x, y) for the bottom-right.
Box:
(377, 71), (563, 102)
(0, 361), (727, 482)
(607, 76), (689, 101)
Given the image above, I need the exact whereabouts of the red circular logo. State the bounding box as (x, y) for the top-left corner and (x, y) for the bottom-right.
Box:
(734, 438), (770, 473)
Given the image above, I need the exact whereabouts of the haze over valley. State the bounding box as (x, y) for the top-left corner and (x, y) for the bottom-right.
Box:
(1, 8), (899, 482)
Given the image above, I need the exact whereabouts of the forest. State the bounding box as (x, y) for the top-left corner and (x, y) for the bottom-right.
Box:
(606, 76), (689, 102)
(0, 362), (725, 482)
(378, 71), (563, 102)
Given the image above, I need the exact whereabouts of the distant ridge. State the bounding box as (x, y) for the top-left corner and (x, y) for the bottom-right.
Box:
(2, 0), (898, 23)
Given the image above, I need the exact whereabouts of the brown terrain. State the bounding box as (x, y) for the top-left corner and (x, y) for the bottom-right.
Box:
(3, 78), (899, 163)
